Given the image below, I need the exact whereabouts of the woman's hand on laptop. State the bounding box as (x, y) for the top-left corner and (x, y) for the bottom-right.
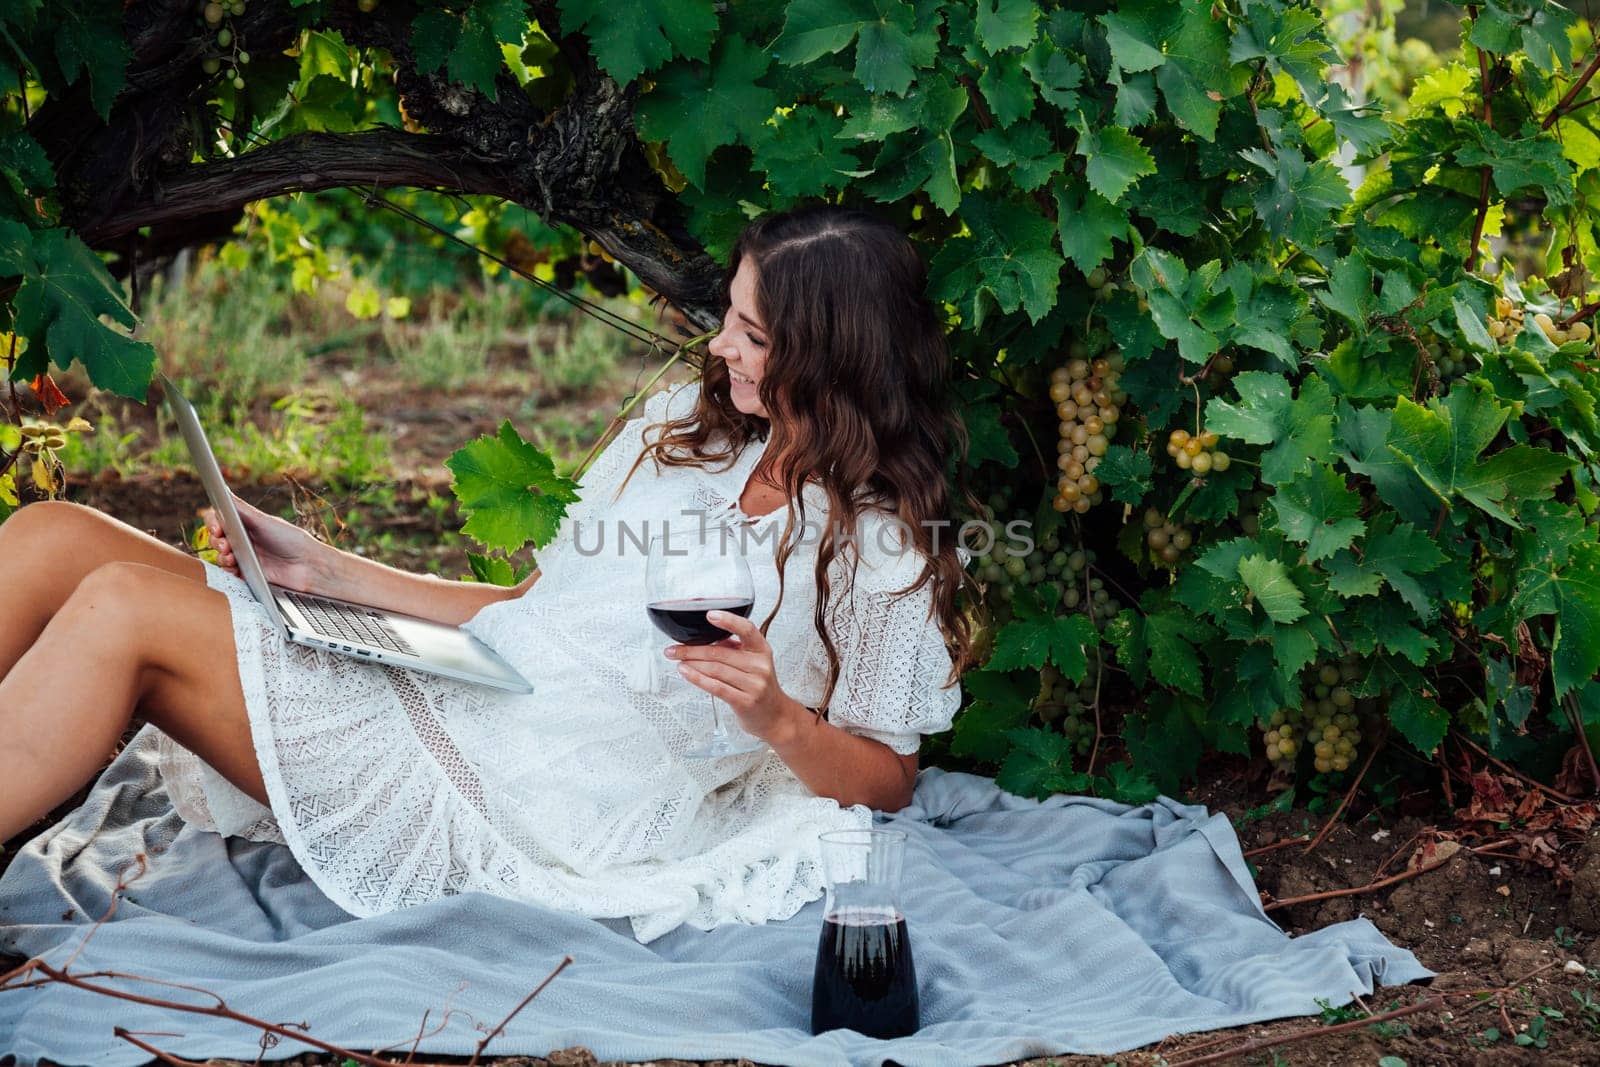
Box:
(203, 496), (326, 592)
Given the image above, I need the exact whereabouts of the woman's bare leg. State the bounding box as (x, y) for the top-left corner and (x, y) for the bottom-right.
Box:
(0, 500), (206, 681)
(0, 560), (267, 842)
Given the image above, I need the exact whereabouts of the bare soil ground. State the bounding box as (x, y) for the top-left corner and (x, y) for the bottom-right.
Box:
(6, 355), (1600, 1065)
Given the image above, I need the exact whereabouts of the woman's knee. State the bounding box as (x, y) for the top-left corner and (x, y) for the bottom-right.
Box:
(0, 499), (93, 554)
(61, 561), (171, 631)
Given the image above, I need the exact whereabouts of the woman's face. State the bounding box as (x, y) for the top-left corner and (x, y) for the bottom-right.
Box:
(708, 258), (770, 419)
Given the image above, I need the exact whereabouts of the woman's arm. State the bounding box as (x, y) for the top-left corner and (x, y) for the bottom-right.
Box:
(312, 550), (539, 626)
(763, 698), (919, 811)
(207, 498), (538, 626)
(667, 609), (919, 811)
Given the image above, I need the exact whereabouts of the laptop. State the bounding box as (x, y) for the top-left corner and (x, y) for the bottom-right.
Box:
(161, 375), (534, 693)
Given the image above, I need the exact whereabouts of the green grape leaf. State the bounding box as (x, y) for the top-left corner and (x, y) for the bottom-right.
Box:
(1021, 37), (1082, 109)
(1239, 147), (1351, 248)
(1390, 686), (1451, 756)
(1337, 401), (1434, 525)
(1319, 254), (1376, 329)
(635, 37), (778, 189)
(7, 227), (154, 398)
(1370, 657), (1450, 755)
(558, 0), (716, 84)
(749, 105), (857, 197)
(447, 9), (511, 96)
(951, 699), (1031, 762)
(1205, 372), (1334, 486)
(1513, 542), (1600, 697)
(1100, 10), (1165, 73)
(1364, 609), (1440, 666)
(927, 192), (1064, 326)
(1055, 180), (1131, 275)
(976, 0), (1037, 53)
(1318, 82), (1391, 157)
(1102, 762), (1162, 804)
(1385, 383), (1576, 526)
(1455, 123), (1576, 208)
(1555, 117), (1600, 174)
(1107, 606), (1207, 696)
(50, 0), (130, 118)
(466, 551), (529, 587)
(960, 397), (1020, 468)
(1269, 621), (1321, 692)
(1101, 289), (1167, 366)
(408, 0), (531, 97)
(1131, 249), (1235, 365)
(1107, 68), (1156, 128)
(971, 123), (1065, 191)
(1407, 63), (1474, 118)
(1270, 464), (1365, 562)
(1224, 262), (1316, 369)
(1238, 554), (1308, 624)
(1514, 0), (1578, 72)
(859, 78), (967, 212)
(1151, 0), (1236, 140)
(1103, 0), (1240, 140)
(987, 611), (1098, 681)
(775, 0), (933, 95)
(1071, 116), (1156, 203)
(0, 132), (53, 216)
(411, 8), (461, 76)
(996, 728), (1090, 799)
(837, 88), (925, 140)
(1228, 3), (1332, 103)
(1323, 514), (1446, 619)
(448, 420), (581, 553)
(1122, 692), (1206, 792)
(1093, 444), (1154, 506)
(978, 51), (1036, 127)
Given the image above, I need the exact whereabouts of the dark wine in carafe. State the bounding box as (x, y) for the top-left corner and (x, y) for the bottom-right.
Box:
(810, 908), (919, 1038)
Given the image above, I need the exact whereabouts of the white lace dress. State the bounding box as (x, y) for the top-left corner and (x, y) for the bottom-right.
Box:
(153, 381), (962, 942)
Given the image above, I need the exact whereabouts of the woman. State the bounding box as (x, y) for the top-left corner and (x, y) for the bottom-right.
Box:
(0, 206), (971, 942)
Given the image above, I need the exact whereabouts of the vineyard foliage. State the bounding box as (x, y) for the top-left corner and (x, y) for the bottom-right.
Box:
(3, 0), (1600, 799)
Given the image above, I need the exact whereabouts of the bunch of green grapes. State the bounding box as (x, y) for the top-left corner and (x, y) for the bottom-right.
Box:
(1237, 489), (1271, 536)
(1035, 662), (1099, 757)
(1532, 310), (1592, 347)
(1487, 296), (1525, 343)
(1425, 338), (1474, 383)
(973, 517), (1074, 612)
(1164, 427), (1231, 475)
(1141, 507), (1194, 568)
(1259, 659), (1366, 775)
(1261, 706), (1303, 769)
(1060, 568), (1121, 627)
(971, 515), (1122, 629)
(1051, 350), (1127, 514)
(199, 1), (250, 88)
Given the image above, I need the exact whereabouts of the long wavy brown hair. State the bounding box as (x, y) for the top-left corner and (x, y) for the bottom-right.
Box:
(624, 205), (973, 713)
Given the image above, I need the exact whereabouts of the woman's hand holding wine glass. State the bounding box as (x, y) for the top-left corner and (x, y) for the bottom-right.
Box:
(666, 610), (801, 746)
(645, 530), (774, 758)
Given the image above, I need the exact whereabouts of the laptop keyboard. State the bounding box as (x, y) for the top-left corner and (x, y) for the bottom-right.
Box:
(283, 591), (418, 657)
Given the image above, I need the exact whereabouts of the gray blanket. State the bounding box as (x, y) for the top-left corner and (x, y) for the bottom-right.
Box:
(1, 725), (1430, 1066)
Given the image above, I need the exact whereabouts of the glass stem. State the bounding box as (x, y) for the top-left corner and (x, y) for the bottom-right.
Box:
(709, 695), (731, 743)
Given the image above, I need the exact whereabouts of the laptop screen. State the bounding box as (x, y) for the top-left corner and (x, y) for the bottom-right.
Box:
(159, 375), (290, 639)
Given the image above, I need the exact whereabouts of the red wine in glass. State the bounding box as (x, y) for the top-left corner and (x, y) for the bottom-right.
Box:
(644, 529), (764, 758)
(810, 908), (920, 1039)
(646, 597), (754, 645)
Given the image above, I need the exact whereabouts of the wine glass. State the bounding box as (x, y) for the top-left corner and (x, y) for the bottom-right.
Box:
(645, 526), (766, 758)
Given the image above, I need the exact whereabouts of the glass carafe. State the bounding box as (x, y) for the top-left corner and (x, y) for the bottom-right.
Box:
(810, 829), (920, 1039)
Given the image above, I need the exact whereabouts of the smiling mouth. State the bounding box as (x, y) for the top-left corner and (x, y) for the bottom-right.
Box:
(729, 369), (756, 386)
